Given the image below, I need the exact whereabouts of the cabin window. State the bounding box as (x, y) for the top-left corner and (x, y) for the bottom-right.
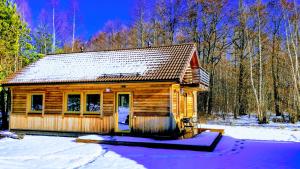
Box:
(31, 95), (43, 111)
(86, 94), (101, 113)
(67, 94), (81, 112)
(27, 93), (45, 114)
(64, 92), (103, 115)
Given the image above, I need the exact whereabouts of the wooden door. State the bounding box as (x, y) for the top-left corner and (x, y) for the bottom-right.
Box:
(115, 92), (132, 132)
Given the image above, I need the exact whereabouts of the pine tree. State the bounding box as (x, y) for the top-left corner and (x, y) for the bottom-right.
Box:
(0, 0), (32, 129)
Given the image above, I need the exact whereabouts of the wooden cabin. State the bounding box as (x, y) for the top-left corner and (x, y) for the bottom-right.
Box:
(1, 44), (209, 135)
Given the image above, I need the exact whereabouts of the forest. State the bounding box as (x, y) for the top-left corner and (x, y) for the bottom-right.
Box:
(0, 0), (299, 129)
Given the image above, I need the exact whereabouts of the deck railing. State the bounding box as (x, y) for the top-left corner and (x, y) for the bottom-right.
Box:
(185, 68), (209, 86)
(199, 68), (209, 86)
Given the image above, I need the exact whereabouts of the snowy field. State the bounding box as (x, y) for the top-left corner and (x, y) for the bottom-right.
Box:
(205, 114), (300, 142)
(0, 114), (300, 169)
(0, 126), (300, 169)
(207, 113), (300, 129)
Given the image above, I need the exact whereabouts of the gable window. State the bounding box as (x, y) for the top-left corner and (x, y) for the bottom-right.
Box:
(27, 93), (45, 114)
(67, 94), (81, 112)
(86, 94), (101, 112)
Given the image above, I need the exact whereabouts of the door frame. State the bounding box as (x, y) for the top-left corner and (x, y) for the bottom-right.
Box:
(115, 92), (132, 132)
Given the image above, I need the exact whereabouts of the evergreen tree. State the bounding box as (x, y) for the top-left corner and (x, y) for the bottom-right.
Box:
(0, 0), (33, 129)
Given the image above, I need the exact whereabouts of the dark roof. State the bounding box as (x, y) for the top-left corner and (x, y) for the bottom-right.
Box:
(3, 43), (197, 85)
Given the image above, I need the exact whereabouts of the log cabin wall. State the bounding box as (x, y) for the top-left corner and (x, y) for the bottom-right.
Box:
(171, 84), (199, 130)
(9, 82), (177, 134)
(172, 84), (180, 121)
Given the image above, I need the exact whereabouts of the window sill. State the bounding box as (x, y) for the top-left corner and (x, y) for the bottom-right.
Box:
(27, 111), (43, 114)
(64, 112), (81, 115)
(83, 112), (101, 115)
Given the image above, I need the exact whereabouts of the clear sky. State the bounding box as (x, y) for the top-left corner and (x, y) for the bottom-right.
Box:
(27, 0), (135, 40)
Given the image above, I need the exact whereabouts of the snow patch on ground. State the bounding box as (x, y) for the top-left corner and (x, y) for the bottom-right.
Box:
(204, 114), (300, 142)
(207, 113), (300, 129)
(202, 124), (300, 142)
(0, 131), (19, 139)
(79, 134), (105, 141)
(0, 136), (145, 169)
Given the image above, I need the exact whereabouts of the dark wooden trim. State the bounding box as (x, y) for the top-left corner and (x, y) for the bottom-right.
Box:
(26, 113), (43, 116)
(44, 112), (62, 115)
(82, 113), (101, 116)
(27, 112), (43, 115)
(209, 133), (223, 151)
(133, 112), (170, 116)
(10, 129), (107, 137)
(103, 112), (113, 116)
(63, 113), (81, 116)
(181, 83), (200, 87)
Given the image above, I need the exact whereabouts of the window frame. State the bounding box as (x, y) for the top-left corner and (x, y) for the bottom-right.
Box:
(84, 92), (103, 115)
(63, 91), (103, 116)
(63, 92), (83, 115)
(27, 93), (45, 114)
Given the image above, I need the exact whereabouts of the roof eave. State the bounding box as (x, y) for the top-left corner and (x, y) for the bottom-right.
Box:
(2, 79), (181, 87)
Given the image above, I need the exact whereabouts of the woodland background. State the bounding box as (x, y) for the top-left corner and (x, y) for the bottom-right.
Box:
(0, 0), (300, 129)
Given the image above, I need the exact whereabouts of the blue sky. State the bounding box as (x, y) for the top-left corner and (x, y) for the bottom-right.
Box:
(27, 0), (135, 40)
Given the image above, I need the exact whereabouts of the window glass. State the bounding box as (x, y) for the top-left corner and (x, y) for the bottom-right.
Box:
(67, 94), (81, 112)
(31, 95), (43, 111)
(118, 94), (129, 107)
(86, 94), (100, 112)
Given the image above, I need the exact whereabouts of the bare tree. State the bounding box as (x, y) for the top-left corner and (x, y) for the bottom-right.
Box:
(256, 0), (266, 123)
(156, 0), (182, 45)
(71, 0), (79, 52)
(281, 0), (300, 122)
(133, 0), (148, 47)
(198, 0), (232, 115)
(267, 0), (283, 117)
(233, 0), (249, 118)
(51, 0), (58, 53)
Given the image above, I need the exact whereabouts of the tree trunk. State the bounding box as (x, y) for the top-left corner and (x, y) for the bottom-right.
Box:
(256, 0), (267, 123)
(72, 8), (76, 52)
(52, 7), (56, 53)
(271, 35), (281, 116)
(207, 71), (214, 115)
(0, 89), (8, 130)
(236, 59), (247, 116)
(283, 11), (300, 123)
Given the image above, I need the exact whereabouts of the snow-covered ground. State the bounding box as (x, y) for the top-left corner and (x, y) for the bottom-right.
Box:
(0, 114), (300, 169)
(207, 113), (300, 129)
(0, 136), (145, 169)
(1, 132), (299, 169)
(203, 114), (300, 142)
(202, 124), (300, 142)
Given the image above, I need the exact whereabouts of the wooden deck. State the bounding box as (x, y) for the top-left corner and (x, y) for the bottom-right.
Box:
(198, 128), (225, 134)
(75, 132), (223, 152)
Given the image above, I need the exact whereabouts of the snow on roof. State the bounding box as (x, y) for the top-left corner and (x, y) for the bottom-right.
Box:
(4, 44), (196, 84)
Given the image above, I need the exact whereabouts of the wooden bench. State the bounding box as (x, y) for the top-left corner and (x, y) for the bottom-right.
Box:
(197, 128), (225, 134)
